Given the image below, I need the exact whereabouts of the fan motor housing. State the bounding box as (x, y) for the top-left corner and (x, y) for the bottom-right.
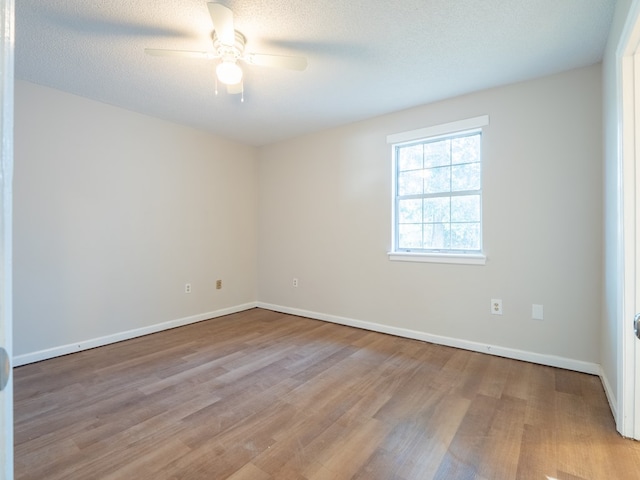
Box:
(212, 30), (246, 59)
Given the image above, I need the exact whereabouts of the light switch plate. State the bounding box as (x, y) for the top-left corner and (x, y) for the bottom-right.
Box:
(532, 304), (544, 320)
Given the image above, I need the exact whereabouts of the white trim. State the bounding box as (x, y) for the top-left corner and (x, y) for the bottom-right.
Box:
(257, 302), (600, 375)
(616, 0), (640, 440)
(601, 365), (619, 422)
(0, 0), (13, 477)
(14, 300), (602, 383)
(13, 302), (258, 367)
(387, 115), (489, 145)
(388, 251), (486, 265)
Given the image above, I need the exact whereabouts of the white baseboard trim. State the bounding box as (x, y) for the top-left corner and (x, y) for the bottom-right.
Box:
(257, 302), (601, 376)
(15, 301), (602, 378)
(599, 366), (618, 423)
(13, 302), (258, 367)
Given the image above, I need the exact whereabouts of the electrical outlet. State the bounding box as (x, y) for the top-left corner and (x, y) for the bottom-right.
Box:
(491, 298), (503, 315)
(216, 279), (222, 290)
(185, 283), (192, 294)
(293, 278), (299, 288)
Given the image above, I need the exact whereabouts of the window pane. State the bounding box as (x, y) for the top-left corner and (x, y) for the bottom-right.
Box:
(452, 134), (480, 165)
(424, 223), (450, 249)
(398, 170), (423, 196)
(397, 144), (423, 171)
(424, 166), (451, 194)
(398, 198), (422, 223)
(392, 123), (483, 254)
(424, 197), (450, 223)
(424, 139), (450, 168)
(451, 195), (480, 222)
(450, 223), (480, 250)
(398, 224), (423, 249)
(451, 163), (480, 191)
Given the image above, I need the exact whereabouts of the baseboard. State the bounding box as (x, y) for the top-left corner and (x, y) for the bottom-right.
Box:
(13, 302), (258, 367)
(15, 301), (602, 377)
(257, 302), (601, 375)
(599, 366), (618, 422)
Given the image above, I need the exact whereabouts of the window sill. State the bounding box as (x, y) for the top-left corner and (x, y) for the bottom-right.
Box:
(388, 252), (487, 265)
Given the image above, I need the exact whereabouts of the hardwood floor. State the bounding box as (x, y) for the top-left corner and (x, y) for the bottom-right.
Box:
(13, 308), (640, 479)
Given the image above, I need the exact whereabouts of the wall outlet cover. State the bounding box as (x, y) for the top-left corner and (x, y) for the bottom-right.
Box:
(491, 299), (503, 315)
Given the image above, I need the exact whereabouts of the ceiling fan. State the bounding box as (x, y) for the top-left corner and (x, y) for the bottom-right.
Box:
(145, 2), (308, 97)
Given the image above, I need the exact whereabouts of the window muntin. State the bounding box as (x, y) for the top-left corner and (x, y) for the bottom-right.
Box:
(393, 130), (482, 254)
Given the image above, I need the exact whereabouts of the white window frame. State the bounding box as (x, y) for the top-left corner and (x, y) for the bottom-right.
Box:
(387, 115), (489, 265)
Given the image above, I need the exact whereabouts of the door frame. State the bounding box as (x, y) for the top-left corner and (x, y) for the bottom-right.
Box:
(0, 0), (13, 477)
(618, 0), (640, 440)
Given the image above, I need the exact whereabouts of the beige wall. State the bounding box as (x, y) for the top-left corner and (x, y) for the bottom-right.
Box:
(14, 64), (604, 370)
(258, 65), (603, 364)
(14, 81), (258, 357)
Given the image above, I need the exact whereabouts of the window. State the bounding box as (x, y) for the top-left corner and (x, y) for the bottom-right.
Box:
(387, 116), (488, 264)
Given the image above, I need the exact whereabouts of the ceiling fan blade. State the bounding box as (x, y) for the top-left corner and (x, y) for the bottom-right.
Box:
(207, 3), (235, 46)
(145, 48), (217, 60)
(243, 53), (308, 71)
(226, 83), (243, 95)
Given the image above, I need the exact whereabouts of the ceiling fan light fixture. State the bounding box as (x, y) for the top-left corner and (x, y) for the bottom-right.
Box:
(216, 60), (243, 85)
(146, 3), (308, 97)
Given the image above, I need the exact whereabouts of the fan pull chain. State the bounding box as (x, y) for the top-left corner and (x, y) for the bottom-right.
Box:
(214, 77), (219, 96)
(241, 81), (244, 103)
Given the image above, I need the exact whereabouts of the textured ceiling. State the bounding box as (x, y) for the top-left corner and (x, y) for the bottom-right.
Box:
(16, 0), (616, 146)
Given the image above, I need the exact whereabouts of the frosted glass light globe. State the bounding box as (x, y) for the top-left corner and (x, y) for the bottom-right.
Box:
(216, 61), (243, 85)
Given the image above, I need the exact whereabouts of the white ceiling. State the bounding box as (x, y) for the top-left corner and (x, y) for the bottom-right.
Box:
(15, 0), (617, 146)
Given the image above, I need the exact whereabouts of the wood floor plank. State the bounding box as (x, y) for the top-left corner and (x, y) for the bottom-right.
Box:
(225, 463), (272, 480)
(515, 424), (558, 480)
(370, 393), (471, 480)
(309, 417), (389, 479)
(475, 394), (526, 479)
(13, 308), (640, 479)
